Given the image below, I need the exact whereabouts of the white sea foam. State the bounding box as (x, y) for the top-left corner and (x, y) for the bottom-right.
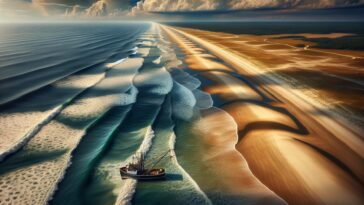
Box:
(106, 58), (127, 68)
(168, 133), (213, 205)
(0, 105), (63, 162)
(137, 48), (150, 57)
(171, 81), (197, 120)
(115, 179), (137, 205)
(48, 58), (144, 204)
(0, 54), (141, 162)
(134, 67), (173, 95)
(140, 41), (156, 47)
(115, 23), (214, 205)
(153, 56), (162, 64)
(155, 23), (213, 119)
(116, 85), (139, 106)
(130, 46), (138, 53)
(0, 68), (107, 162)
(0, 58), (144, 205)
(115, 127), (155, 205)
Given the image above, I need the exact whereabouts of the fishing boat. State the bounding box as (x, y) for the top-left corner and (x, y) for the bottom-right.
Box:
(120, 150), (171, 180)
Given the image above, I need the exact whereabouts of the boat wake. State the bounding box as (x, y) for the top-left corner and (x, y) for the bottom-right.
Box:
(129, 23), (214, 205)
(0, 22), (216, 205)
(168, 133), (213, 205)
(115, 128), (155, 205)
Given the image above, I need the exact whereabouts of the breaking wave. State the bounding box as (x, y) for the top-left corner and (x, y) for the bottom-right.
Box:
(134, 66), (173, 95)
(115, 128), (155, 205)
(0, 22), (216, 205)
(168, 133), (213, 205)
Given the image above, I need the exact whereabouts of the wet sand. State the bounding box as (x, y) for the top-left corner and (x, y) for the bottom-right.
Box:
(162, 25), (364, 205)
(192, 107), (286, 204)
(172, 27), (364, 127)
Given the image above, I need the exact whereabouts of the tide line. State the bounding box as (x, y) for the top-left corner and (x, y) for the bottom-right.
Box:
(168, 133), (213, 205)
(106, 58), (127, 68)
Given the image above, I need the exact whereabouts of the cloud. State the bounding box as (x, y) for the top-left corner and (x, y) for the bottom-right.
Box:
(229, 0), (364, 10)
(129, 0), (364, 15)
(0, 0), (45, 19)
(84, 0), (107, 16)
(0, 0), (129, 19)
(1, 0), (364, 19)
(130, 0), (222, 13)
(64, 5), (82, 17)
(70, 0), (131, 17)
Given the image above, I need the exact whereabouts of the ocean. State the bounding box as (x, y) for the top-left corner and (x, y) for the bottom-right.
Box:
(0, 22), (214, 205)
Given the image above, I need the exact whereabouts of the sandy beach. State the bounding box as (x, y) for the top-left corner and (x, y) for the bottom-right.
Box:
(0, 20), (363, 205)
(171, 26), (364, 127)
(162, 24), (364, 205)
(191, 107), (286, 204)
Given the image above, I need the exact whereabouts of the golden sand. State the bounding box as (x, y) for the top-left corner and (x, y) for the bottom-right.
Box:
(192, 107), (286, 204)
(237, 129), (364, 205)
(162, 24), (364, 205)
(172, 27), (364, 124)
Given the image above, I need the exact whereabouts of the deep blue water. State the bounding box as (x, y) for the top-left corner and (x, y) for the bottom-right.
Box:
(0, 23), (147, 105)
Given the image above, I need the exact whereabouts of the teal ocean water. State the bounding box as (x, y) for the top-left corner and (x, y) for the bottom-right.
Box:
(0, 22), (215, 205)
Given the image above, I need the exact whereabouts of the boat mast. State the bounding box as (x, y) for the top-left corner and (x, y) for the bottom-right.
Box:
(139, 152), (144, 171)
(150, 149), (171, 169)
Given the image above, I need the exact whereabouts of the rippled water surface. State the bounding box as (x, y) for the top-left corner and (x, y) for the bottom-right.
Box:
(0, 22), (217, 205)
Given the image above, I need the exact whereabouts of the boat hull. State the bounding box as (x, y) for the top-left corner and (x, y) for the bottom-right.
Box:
(120, 167), (166, 181)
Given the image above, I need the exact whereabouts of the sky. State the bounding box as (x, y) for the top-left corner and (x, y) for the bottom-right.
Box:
(0, 0), (364, 21)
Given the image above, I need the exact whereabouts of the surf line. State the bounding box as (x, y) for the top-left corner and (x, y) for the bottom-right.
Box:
(0, 70), (109, 162)
(114, 127), (156, 205)
(106, 58), (127, 68)
(0, 105), (63, 162)
(47, 56), (144, 204)
(168, 133), (213, 205)
(0, 44), (140, 162)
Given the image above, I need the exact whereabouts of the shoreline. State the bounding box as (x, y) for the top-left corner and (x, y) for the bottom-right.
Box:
(162, 24), (364, 205)
(170, 26), (364, 129)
